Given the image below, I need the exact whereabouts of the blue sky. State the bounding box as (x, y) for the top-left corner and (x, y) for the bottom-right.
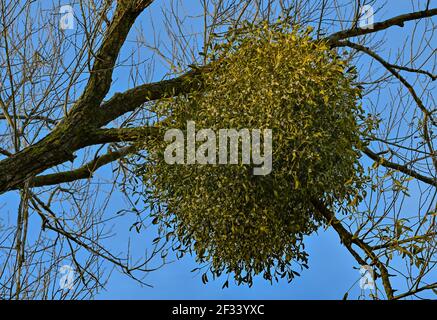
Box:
(0, 0), (435, 300)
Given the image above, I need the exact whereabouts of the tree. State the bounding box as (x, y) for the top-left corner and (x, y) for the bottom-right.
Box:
(0, 0), (435, 299)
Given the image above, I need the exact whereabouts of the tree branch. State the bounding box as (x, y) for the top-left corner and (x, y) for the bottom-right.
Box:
(0, 1), (155, 194)
(311, 199), (395, 299)
(0, 114), (58, 125)
(95, 69), (202, 127)
(89, 126), (160, 144)
(67, 0), (155, 119)
(331, 40), (434, 123)
(328, 8), (437, 42)
(27, 146), (136, 188)
(363, 147), (437, 187)
(393, 282), (437, 300)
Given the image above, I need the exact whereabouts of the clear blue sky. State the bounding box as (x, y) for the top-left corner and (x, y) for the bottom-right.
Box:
(0, 0), (435, 300)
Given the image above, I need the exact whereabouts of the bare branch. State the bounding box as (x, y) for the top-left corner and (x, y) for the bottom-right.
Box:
(328, 8), (437, 41)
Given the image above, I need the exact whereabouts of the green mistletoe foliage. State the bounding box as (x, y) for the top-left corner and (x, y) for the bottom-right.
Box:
(137, 22), (367, 285)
